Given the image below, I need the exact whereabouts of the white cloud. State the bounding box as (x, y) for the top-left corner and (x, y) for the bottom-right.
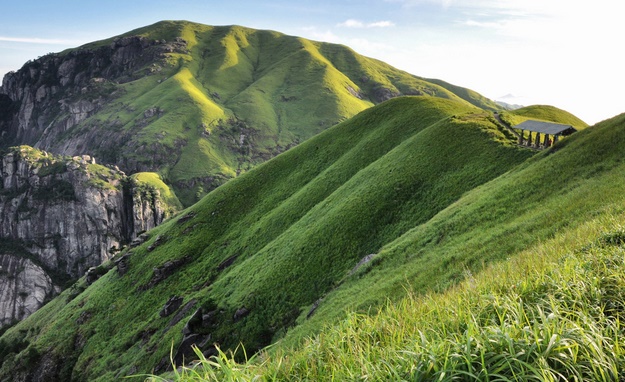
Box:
(337, 19), (395, 28)
(0, 36), (80, 45)
(299, 27), (342, 43)
(338, 19), (365, 28)
(368, 21), (395, 28)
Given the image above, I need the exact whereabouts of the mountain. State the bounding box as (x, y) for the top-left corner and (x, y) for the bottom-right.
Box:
(0, 95), (563, 381)
(0, 20), (501, 207)
(203, 110), (625, 380)
(0, 97), (617, 381)
(0, 20), (511, 331)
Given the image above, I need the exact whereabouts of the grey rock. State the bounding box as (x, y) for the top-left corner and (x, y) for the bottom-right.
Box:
(0, 254), (56, 327)
(160, 296), (184, 317)
(233, 306), (250, 322)
(0, 147), (171, 327)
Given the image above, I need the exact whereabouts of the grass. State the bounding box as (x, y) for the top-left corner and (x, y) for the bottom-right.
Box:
(154, 213), (625, 381)
(0, 96), (542, 380)
(2, 92), (620, 381)
(131, 172), (183, 212)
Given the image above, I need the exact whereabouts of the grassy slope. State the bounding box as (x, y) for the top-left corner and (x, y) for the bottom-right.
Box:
(160, 116), (625, 380)
(131, 172), (183, 212)
(0, 97), (535, 381)
(53, 20), (502, 206)
(500, 104), (589, 129)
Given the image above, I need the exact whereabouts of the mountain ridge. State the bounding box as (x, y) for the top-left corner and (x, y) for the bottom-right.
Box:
(0, 20), (611, 381)
(0, 20), (503, 206)
(0, 96), (542, 380)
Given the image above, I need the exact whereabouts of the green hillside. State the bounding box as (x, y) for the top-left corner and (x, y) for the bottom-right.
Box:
(4, 20), (503, 207)
(171, 112), (625, 380)
(0, 97), (538, 381)
(500, 104), (589, 129)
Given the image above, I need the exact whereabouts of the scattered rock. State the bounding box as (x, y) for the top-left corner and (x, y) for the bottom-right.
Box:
(217, 255), (238, 271)
(115, 253), (131, 276)
(167, 299), (198, 330)
(85, 267), (99, 285)
(233, 306), (250, 322)
(147, 234), (166, 252)
(75, 310), (92, 325)
(182, 308), (204, 335)
(160, 296), (184, 317)
(307, 298), (323, 319)
(171, 333), (210, 370)
(177, 211), (197, 225)
(373, 87), (400, 102)
(130, 233), (149, 248)
(348, 253), (377, 276)
(139, 256), (191, 290)
(346, 86), (364, 99)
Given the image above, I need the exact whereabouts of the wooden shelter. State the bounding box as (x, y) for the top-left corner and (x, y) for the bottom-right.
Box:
(515, 120), (577, 148)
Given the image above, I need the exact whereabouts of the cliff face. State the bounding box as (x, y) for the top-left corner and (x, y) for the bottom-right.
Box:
(0, 253), (57, 326)
(0, 36), (186, 152)
(0, 146), (170, 327)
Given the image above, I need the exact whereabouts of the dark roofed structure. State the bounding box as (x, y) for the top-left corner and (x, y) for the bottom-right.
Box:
(515, 120), (577, 136)
(514, 120), (577, 149)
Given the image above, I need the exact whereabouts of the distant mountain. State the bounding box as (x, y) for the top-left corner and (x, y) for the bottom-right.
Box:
(0, 20), (501, 206)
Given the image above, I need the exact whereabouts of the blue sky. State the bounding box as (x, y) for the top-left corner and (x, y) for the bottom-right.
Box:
(1, 0), (623, 124)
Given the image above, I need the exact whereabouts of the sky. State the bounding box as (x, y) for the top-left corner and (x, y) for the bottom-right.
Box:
(0, 0), (623, 125)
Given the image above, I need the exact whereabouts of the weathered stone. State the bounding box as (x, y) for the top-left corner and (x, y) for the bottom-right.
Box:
(348, 253), (377, 276)
(167, 299), (197, 330)
(0, 147), (171, 327)
(217, 255), (237, 271)
(147, 234), (166, 252)
(85, 267), (99, 285)
(160, 296), (184, 317)
(115, 253), (131, 276)
(233, 306), (250, 322)
(307, 298), (323, 319)
(142, 256), (190, 289)
(176, 211), (196, 225)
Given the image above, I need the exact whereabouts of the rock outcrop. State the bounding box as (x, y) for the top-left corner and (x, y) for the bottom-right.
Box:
(0, 146), (173, 327)
(0, 254), (58, 326)
(0, 36), (186, 150)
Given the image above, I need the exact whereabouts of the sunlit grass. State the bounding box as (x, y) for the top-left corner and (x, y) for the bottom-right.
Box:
(149, 214), (625, 381)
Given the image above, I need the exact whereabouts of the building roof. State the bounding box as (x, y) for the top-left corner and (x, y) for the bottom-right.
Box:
(515, 120), (577, 135)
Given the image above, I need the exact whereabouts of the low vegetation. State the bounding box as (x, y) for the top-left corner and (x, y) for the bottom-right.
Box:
(1, 99), (622, 381)
(154, 213), (625, 381)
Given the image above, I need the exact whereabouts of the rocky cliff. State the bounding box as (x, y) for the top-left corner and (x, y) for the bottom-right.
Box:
(0, 35), (187, 153)
(0, 146), (176, 327)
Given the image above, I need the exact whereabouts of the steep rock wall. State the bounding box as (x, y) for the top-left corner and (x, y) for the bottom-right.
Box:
(0, 36), (186, 148)
(0, 146), (170, 326)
